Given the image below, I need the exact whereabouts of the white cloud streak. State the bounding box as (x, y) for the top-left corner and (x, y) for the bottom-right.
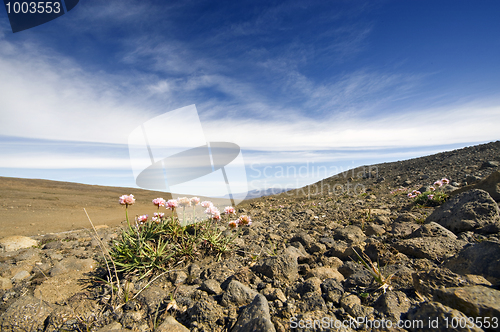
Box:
(1, 34), (499, 154)
(0, 153), (133, 169)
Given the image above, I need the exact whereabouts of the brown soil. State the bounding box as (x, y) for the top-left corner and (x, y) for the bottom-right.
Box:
(0, 177), (187, 238)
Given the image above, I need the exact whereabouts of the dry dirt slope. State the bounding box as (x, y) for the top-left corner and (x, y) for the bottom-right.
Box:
(0, 177), (177, 238)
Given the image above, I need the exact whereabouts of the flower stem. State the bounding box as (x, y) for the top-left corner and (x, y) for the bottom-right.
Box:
(125, 206), (133, 231)
(183, 207), (186, 227)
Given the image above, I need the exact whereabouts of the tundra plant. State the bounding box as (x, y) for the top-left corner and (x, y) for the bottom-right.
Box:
(408, 178), (449, 207)
(352, 248), (394, 293)
(111, 196), (250, 279)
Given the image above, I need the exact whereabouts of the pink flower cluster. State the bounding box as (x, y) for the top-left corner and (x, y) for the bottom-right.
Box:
(152, 198), (166, 207)
(228, 215), (252, 229)
(177, 197), (191, 208)
(201, 201), (213, 208)
(407, 190), (421, 199)
(205, 204), (221, 220)
(137, 214), (148, 223)
(433, 178), (450, 188)
(157, 197), (201, 211)
(166, 199), (178, 210)
(390, 188), (407, 195)
(238, 215), (252, 226)
(224, 206), (236, 215)
(406, 178), (450, 200)
(119, 194), (135, 206)
(124, 195), (251, 226)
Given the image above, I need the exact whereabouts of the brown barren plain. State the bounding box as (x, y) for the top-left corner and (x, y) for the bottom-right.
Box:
(0, 176), (221, 238)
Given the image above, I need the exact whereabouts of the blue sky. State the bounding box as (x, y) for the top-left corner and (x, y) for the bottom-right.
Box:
(1, 0), (499, 196)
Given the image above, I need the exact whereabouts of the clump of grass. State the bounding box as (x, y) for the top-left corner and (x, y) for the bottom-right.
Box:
(390, 187), (408, 196)
(86, 208), (173, 315)
(360, 208), (373, 230)
(352, 248), (395, 293)
(406, 177), (450, 207)
(413, 191), (448, 207)
(111, 197), (251, 280)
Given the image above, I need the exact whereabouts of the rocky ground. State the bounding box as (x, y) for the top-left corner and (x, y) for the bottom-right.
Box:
(1, 140), (500, 331)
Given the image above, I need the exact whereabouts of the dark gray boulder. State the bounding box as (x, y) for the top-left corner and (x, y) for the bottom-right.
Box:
(231, 294), (276, 332)
(408, 222), (457, 239)
(0, 295), (53, 331)
(444, 241), (500, 284)
(433, 286), (500, 331)
(221, 280), (259, 307)
(373, 291), (411, 321)
(252, 250), (299, 282)
(426, 189), (500, 234)
(333, 225), (367, 244)
(392, 237), (466, 261)
(453, 170), (500, 201)
(412, 267), (470, 296)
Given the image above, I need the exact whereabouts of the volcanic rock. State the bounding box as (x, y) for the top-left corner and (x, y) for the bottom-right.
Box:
(426, 189), (500, 234)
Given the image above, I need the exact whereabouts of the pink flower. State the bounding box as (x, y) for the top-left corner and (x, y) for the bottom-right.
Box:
(177, 197), (191, 208)
(201, 201), (213, 208)
(224, 206), (236, 215)
(166, 199), (178, 210)
(137, 214), (148, 223)
(434, 180), (443, 187)
(152, 216), (159, 223)
(228, 220), (239, 229)
(154, 212), (164, 218)
(205, 206), (221, 220)
(441, 178), (450, 184)
(190, 197), (200, 205)
(428, 194), (434, 200)
(407, 190), (420, 199)
(429, 186), (436, 191)
(119, 194), (135, 206)
(391, 188), (407, 195)
(152, 198), (166, 207)
(238, 215), (252, 226)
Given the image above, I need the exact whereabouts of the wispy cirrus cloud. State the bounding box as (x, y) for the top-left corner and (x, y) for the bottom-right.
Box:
(1, 26), (498, 151)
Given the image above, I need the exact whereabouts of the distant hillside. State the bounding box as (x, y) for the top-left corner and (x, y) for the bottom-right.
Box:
(221, 187), (294, 200)
(285, 140), (500, 198)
